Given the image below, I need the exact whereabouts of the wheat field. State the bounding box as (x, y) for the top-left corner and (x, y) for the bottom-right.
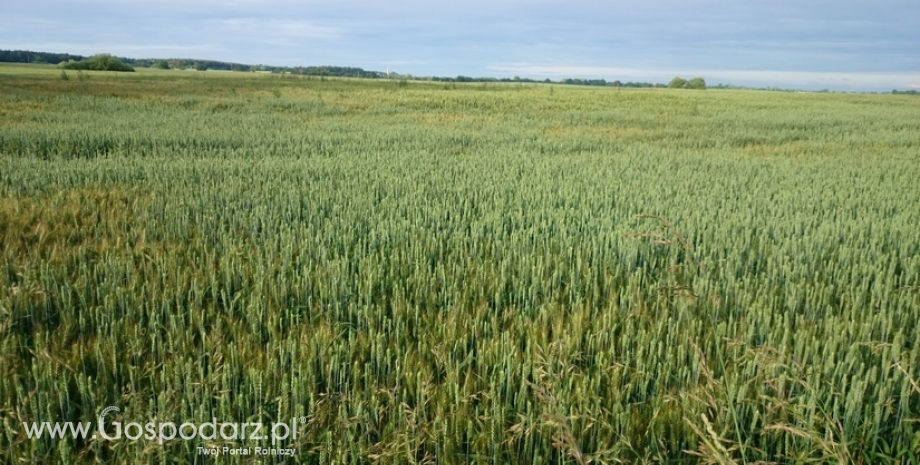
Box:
(1, 64), (919, 463)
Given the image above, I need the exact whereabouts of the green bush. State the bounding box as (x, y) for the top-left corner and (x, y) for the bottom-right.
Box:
(58, 53), (134, 72)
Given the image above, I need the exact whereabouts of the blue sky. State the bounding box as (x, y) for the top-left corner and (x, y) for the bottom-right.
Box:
(2, 0), (918, 90)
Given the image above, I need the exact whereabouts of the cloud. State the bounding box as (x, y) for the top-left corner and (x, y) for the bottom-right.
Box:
(208, 19), (342, 41)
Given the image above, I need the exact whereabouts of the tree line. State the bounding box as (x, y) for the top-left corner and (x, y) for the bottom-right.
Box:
(0, 50), (86, 64)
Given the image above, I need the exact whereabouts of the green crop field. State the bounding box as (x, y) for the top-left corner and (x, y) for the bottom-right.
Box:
(1, 63), (919, 464)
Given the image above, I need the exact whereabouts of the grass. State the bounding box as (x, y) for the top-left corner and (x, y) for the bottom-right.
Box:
(1, 63), (919, 464)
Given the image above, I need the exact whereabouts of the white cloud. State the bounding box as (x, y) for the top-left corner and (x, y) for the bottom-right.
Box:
(210, 19), (342, 40)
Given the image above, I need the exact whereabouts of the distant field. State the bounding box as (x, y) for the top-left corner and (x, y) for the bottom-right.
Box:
(1, 63), (919, 464)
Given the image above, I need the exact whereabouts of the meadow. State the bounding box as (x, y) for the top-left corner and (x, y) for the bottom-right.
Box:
(1, 63), (919, 463)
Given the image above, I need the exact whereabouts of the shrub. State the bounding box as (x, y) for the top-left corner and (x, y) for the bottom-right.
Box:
(59, 54), (134, 72)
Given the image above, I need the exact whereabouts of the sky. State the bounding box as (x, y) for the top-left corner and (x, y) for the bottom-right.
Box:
(2, 0), (919, 91)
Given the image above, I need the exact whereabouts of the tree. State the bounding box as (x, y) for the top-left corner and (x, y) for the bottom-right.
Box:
(156, 60), (170, 70)
(669, 76), (706, 90)
(688, 77), (706, 90)
(669, 76), (688, 88)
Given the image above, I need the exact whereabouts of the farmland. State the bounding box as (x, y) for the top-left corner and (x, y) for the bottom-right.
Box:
(1, 64), (919, 463)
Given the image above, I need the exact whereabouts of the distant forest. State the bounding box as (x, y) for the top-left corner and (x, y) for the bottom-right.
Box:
(0, 49), (379, 78)
(0, 49), (666, 88)
(0, 50), (85, 65)
(3, 49), (915, 93)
